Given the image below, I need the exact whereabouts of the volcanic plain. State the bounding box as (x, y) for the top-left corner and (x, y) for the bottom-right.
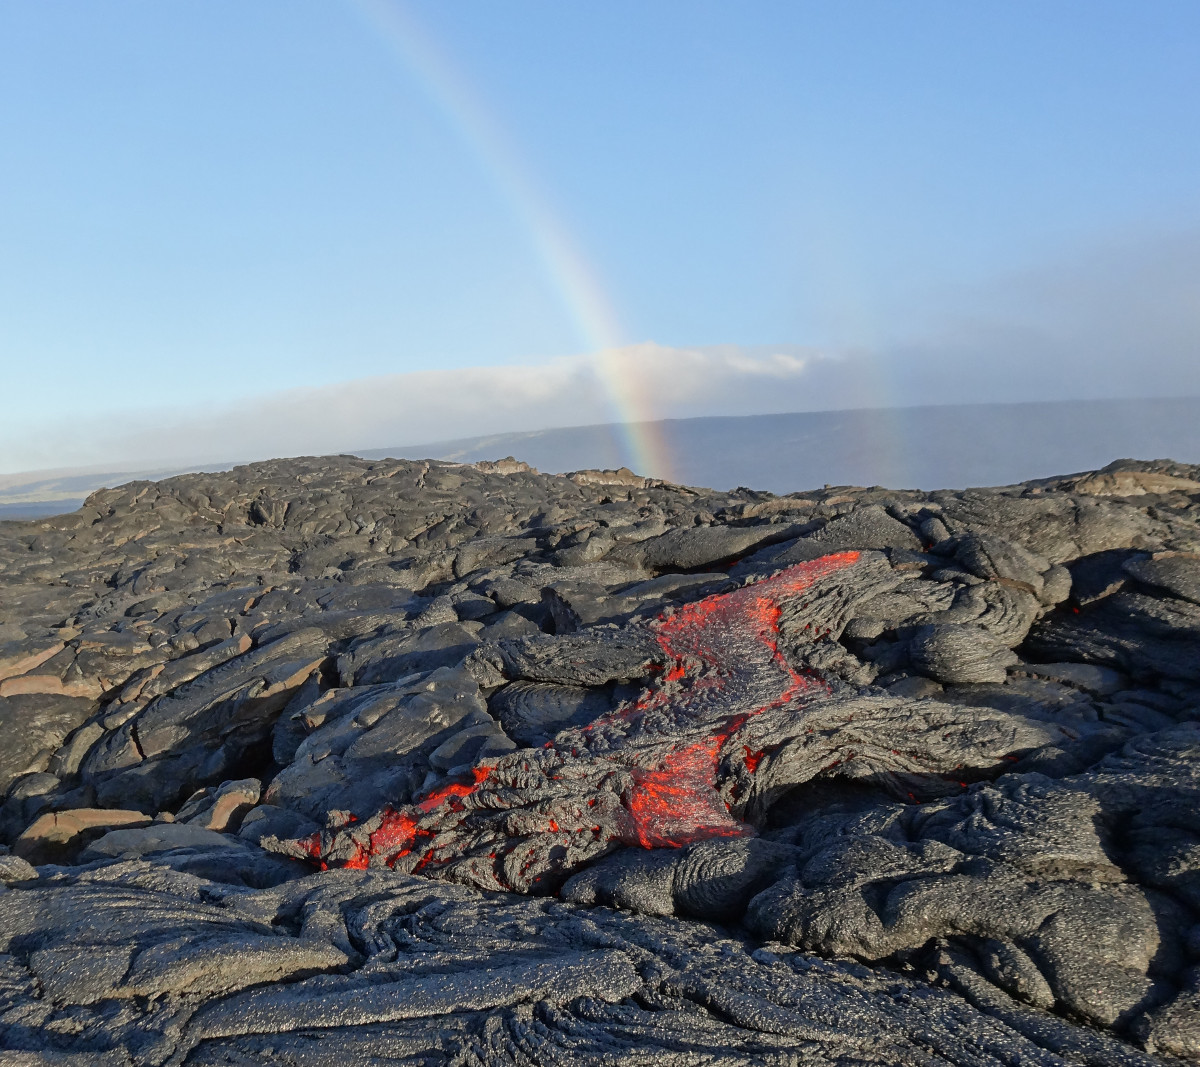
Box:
(1, 454), (1198, 1065)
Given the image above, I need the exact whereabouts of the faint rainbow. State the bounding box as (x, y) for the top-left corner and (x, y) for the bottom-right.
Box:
(346, 0), (674, 480)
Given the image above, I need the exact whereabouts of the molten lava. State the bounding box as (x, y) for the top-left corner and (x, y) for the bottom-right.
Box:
(284, 552), (860, 891)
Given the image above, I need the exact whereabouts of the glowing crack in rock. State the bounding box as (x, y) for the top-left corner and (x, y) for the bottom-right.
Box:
(284, 552), (861, 891)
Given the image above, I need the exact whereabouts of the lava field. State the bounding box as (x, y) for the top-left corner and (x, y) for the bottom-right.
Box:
(1, 454), (1199, 1065)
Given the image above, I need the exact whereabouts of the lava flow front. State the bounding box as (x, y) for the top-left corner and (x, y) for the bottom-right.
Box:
(283, 552), (861, 891)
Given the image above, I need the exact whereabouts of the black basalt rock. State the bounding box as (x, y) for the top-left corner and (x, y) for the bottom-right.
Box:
(0, 454), (1196, 1064)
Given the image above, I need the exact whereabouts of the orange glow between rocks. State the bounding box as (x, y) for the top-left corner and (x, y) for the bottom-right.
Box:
(292, 552), (860, 886)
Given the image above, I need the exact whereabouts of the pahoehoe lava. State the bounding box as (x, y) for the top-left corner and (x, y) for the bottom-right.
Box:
(1, 454), (1199, 1065)
(275, 553), (858, 887)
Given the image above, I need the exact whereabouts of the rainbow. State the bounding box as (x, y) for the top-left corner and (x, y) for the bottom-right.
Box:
(346, 0), (675, 480)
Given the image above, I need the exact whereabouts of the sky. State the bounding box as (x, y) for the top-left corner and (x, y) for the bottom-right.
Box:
(1, 1), (1198, 476)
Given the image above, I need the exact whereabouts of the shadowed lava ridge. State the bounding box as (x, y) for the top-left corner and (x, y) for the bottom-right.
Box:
(1, 454), (1199, 1064)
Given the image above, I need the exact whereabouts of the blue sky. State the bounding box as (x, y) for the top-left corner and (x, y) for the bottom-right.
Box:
(2, 1), (1199, 471)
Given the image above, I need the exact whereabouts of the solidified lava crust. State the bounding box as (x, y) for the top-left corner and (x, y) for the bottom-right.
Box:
(4, 456), (1200, 1064)
(290, 553), (859, 889)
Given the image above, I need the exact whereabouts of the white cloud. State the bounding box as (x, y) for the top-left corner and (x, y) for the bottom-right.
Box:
(0, 344), (840, 474)
(4, 227), (1199, 476)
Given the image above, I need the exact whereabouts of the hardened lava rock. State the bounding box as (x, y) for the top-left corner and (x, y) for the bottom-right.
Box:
(267, 552), (1072, 895)
(0, 454), (1198, 1064)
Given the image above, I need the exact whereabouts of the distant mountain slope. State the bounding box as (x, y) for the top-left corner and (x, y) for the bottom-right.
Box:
(4, 397), (1198, 518)
(361, 396), (1200, 493)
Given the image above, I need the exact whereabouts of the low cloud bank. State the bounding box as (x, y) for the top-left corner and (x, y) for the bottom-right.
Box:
(4, 227), (1199, 475)
(0, 345), (847, 473)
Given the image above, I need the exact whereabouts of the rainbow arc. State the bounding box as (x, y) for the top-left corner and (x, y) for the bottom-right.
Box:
(348, 0), (674, 479)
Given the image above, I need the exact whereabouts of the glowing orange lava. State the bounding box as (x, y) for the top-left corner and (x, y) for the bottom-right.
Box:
(286, 552), (861, 889)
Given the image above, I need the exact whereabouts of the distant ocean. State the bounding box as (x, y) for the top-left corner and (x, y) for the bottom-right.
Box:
(4, 397), (1198, 519)
(361, 396), (1200, 494)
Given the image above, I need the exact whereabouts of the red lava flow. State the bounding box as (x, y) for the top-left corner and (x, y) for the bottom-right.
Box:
(292, 552), (860, 884)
